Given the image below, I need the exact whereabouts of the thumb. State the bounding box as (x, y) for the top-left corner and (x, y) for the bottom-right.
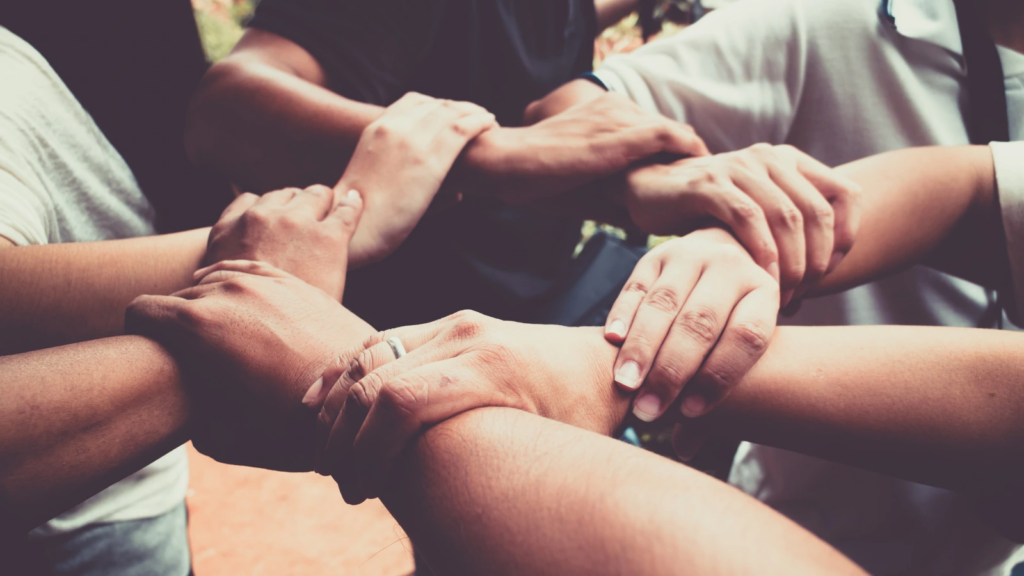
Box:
(327, 188), (365, 290)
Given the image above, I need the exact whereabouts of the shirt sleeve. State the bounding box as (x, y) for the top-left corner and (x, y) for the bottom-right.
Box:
(992, 140), (1024, 324)
(0, 170), (49, 246)
(592, 0), (811, 153)
(248, 0), (449, 104)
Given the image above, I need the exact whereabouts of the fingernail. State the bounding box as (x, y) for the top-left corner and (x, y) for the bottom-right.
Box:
(680, 394), (708, 418)
(633, 393), (661, 422)
(615, 361), (642, 390)
(606, 319), (627, 340)
(827, 251), (845, 274)
(301, 377), (324, 407)
(766, 262), (780, 282)
(341, 189), (361, 205)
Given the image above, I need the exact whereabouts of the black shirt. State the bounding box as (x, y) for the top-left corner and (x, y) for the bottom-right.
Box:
(250, 0), (596, 328)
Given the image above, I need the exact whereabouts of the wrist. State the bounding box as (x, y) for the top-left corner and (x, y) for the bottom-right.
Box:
(558, 327), (632, 437)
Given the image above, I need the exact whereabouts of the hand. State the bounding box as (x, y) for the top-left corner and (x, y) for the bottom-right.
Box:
(461, 91), (710, 205)
(203, 185), (363, 301)
(623, 144), (862, 305)
(604, 228), (779, 457)
(125, 261), (377, 471)
(311, 312), (623, 503)
(340, 92), (498, 267)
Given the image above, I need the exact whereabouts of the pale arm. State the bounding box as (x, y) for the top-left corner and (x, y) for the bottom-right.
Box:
(705, 325), (1024, 495)
(0, 229), (207, 354)
(383, 407), (864, 576)
(813, 145), (1003, 295)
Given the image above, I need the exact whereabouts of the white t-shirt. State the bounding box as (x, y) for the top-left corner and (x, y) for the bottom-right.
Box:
(595, 1), (1024, 574)
(0, 26), (189, 535)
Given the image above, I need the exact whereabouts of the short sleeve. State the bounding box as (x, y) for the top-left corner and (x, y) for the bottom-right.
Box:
(592, 0), (812, 153)
(992, 141), (1024, 323)
(249, 0), (449, 104)
(0, 159), (50, 246)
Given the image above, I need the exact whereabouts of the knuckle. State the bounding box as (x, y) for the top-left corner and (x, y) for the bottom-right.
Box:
(675, 306), (720, 347)
(623, 280), (650, 297)
(347, 378), (378, 410)
(445, 310), (489, 341)
(808, 200), (835, 227)
(377, 379), (424, 417)
(731, 200), (765, 225)
(305, 184), (332, 196)
(241, 207), (272, 227)
(730, 319), (772, 357)
(647, 358), (690, 391)
(773, 203), (804, 230)
(644, 286), (683, 314)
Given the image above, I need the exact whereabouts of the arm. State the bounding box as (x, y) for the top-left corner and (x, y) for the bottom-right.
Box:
(812, 145), (1003, 295)
(384, 407), (864, 576)
(0, 336), (189, 531)
(184, 29), (383, 192)
(0, 229), (207, 354)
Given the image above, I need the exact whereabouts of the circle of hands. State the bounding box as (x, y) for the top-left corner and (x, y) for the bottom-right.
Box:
(125, 91), (861, 505)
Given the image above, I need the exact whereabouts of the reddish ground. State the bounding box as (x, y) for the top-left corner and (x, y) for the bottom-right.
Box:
(185, 444), (414, 576)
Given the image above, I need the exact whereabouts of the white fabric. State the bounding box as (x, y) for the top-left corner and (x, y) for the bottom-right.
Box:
(596, 1), (1024, 574)
(994, 140), (1024, 324)
(0, 26), (189, 535)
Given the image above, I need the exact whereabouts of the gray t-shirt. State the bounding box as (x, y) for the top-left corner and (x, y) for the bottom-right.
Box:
(0, 26), (188, 534)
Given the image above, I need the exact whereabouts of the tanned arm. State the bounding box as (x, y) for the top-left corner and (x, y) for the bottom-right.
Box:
(0, 229), (207, 354)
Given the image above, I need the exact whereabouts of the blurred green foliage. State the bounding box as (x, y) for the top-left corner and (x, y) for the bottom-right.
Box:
(193, 0), (255, 62)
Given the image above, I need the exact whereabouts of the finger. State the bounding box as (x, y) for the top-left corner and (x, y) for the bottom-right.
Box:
(701, 185), (780, 284)
(611, 256), (701, 395)
(730, 167), (806, 300)
(194, 259), (295, 284)
(325, 189), (364, 295)
(794, 152), (862, 259)
(316, 311), (488, 462)
(605, 253), (661, 345)
(287, 184), (335, 221)
(656, 121), (711, 158)
(256, 187), (302, 207)
(615, 260), (703, 399)
(315, 339), (399, 474)
(632, 267), (750, 422)
(766, 163), (835, 296)
(351, 357), (499, 500)
(681, 283), (778, 418)
(448, 112), (498, 144)
(331, 391), (371, 504)
(216, 192), (260, 225)
(317, 332), (470, 478)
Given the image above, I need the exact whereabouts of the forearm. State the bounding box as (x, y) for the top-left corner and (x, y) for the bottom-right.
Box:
(185, 57), (383, 192)
(523, 78), (607, 126)
(383, 407), (863, 576)
(0, 228), (208, 354)
(0, 337), (190, 531)
(813, 145), (1002, 294)
(705, 325), (1024, 493)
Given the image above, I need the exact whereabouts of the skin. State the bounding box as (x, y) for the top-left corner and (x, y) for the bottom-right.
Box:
(312, 144), (1019, 506)
(0, 91), (487, 356)
(185, 29), (707, 204)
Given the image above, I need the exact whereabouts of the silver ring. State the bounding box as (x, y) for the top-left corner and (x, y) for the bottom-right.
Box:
(386, 336), (407, 359)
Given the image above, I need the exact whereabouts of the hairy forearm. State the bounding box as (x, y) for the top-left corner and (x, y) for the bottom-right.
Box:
(0, 337), (190, 530)
(813, 145), (1001, 294)
(185, 57), (383, 193)
(706, 325), (1024, 493)
(383, 407), (863, 576)
(0, 229), (207, 354)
